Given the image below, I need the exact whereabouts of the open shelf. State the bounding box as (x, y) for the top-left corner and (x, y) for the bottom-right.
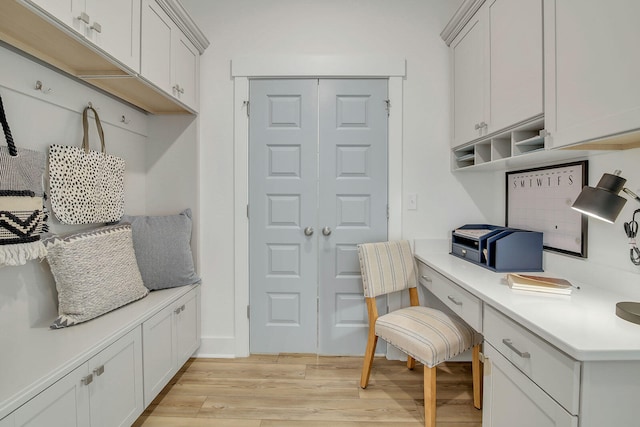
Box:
(452, 116), (547, 171)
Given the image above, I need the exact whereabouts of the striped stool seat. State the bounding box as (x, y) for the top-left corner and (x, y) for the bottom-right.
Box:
(376, 305), (478, 368)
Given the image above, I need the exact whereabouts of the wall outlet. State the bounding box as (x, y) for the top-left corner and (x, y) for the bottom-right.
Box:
(408, 193), (417, 210)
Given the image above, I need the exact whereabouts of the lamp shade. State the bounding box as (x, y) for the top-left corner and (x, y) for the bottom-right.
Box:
(571, 173), (627, 223)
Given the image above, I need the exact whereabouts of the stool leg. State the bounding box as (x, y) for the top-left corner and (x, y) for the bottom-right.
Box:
(407, 355), (416, 370)
(360, 334), (378, 388)
(472, 344), (483, 409)
(424, 366), (436, 427)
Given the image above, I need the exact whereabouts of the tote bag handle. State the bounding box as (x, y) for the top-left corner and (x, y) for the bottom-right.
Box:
(0, 94), (17, 157)
(82, 105), (106, 154)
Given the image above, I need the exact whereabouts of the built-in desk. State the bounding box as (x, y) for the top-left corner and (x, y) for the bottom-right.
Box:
(414, 239), (640, 427)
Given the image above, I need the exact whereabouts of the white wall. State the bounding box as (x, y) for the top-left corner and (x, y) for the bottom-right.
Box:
(181, 0), (505, 357)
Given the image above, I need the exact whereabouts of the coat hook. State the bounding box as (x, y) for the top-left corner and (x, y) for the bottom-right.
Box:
(120, 115), (130, 125)
(34, 80), (53, 94)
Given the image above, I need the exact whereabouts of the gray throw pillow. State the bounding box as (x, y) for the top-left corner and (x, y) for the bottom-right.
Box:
(121, 209), (201, 290)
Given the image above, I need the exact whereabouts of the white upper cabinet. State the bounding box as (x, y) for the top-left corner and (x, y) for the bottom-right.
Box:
(26, 0), (141, 72)
(487, 0), (543, 134)
(544, 0), (640, 149)
(83, 0), (141, 72)
(451, 10), (487, 147)
(450, 0), (543, 149)
(141, 0), (200, 110)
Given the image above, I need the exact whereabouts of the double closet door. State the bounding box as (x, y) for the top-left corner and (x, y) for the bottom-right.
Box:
(249, 79), (388, 355)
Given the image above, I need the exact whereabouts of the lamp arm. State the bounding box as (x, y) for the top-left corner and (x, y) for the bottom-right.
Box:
(623, 188), (640, 204)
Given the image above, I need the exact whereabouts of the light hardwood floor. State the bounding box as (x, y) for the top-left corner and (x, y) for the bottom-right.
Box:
(133, 355), (482, 427)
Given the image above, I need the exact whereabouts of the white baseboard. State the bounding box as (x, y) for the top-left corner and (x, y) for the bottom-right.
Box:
(195, 335), (237, 358)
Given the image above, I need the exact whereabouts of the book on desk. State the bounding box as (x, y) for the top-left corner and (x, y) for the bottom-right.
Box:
(451, 224), (543, 272)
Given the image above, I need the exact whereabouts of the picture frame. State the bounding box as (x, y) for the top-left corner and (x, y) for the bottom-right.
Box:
(506, 160), (588, 258)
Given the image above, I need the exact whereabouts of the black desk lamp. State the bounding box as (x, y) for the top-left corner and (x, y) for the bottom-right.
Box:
(571, 170), (640, 325)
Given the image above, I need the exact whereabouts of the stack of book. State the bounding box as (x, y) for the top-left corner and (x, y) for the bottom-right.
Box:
(506, 273), (573, 295)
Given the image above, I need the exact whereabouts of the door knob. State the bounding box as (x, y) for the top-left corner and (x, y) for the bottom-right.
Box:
(322, 226), (332, 236)
(304, 227), (314, 236)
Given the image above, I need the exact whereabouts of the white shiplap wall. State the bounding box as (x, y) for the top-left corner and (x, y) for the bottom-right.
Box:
(0, 45), (150, 332)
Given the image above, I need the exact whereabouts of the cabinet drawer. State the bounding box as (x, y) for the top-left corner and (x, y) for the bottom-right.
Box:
(451, 242), (482, 263)
(484, 305), (580, 415)
(483, 343), (578, 427)
(418, 262), (482, 331)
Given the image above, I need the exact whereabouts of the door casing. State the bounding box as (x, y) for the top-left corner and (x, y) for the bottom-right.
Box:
(231, 55), (406, 357)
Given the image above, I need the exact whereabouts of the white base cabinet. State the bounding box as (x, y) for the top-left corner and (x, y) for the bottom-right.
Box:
(0, 284), (201, 425)
(143, 286), (200, 407)
(482, 344), (578, 427)
(11, 327), (143, 427)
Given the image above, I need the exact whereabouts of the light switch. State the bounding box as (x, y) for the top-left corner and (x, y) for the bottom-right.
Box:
(408, 193), (417, 210)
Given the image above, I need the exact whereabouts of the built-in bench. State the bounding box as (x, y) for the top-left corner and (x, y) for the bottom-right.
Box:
(0, 283), (200, 426)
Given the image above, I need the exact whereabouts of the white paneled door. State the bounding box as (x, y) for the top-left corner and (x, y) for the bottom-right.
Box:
(249, 79), (388, 355)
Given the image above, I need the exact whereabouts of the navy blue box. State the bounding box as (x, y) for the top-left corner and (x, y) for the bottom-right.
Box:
(451, 224), (543, 272)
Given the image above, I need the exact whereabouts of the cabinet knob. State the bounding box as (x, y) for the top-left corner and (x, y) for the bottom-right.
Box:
(93, 365), (105, 377)
(81, 373), (94, 386)
(447, 295), (463, 306)
(420, 275), (432, 282)
(304, 226), (314, 236)
(76, 12), (90, 24)
(474, 123), (481, 130)
(90, 21), (102, 33)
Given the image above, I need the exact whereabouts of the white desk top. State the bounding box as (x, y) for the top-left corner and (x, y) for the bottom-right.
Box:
(0, 284), (199, 420)
(414, 240), (640, 362)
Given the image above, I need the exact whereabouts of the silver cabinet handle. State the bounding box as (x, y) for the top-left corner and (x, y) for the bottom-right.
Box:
(93, 365), (105, 376)
(304, 227), (314, 236)
(447, 295), (463, 306)
(502, 339), (530, 358)
(322, 226), (332, 236)
(420, 275), (432, 282)
(90, 21), (102, 33)
(474, 123), (481, 130)
(77, 12), (90, 24)
(81, 373), (94, 386)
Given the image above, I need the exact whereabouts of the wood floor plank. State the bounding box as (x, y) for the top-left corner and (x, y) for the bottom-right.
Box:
(134, 355), (482, 426)
(198, 395), (422, 422)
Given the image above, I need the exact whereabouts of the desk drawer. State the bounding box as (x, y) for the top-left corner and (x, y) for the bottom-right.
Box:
(418, 262), (482, 331)
(484, 305), (581, 415)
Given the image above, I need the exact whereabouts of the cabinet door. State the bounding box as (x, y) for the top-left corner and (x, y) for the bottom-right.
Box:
(13, 364), (91, 427)
(89, 327), (144, 427)
(84, 0), (140, 71)
(487, 0), (543, 133)
(25, 0), (83, 33)
(141, 0), (173, 94)
(175, 287), (200, 366)
(142, 303), (177, 407)
(451, 8), (487, 147)
(483, 344), (578, 427)
(544, 0), (640, 149)
(0, 414), (14, 427)
(173, 34), (199, 109)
